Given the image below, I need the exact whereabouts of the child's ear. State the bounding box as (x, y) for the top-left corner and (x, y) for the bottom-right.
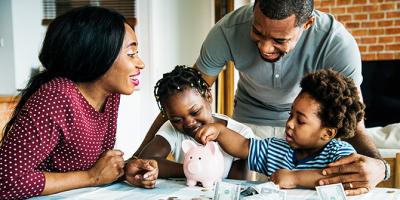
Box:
(205, 89), (213, 103)
(321, 128), (337, 141)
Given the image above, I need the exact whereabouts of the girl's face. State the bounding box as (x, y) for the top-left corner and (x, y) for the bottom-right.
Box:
(162, 88), (214, 138)
(285, 92), (331, 151)
(99, 23), (145, 95)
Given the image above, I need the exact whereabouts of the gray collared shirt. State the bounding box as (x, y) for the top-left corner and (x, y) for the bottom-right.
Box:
(196, 4), (362, 127)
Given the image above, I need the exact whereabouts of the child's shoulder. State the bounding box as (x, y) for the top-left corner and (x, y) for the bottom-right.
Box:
(325, 139), (356, 155)
(250, 137), (290, 148)
(328, 139), (354, 148)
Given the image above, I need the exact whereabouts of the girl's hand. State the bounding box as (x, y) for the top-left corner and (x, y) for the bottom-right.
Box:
(271, 169), (298, 189)
(87, 150), (125, 186)
(195, 123), (224, 144)
(125, 159), (158, 188)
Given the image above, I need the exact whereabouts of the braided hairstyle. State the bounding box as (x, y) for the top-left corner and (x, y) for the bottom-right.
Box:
(154, 65), (210, 114)
(300, 69), (365, 139)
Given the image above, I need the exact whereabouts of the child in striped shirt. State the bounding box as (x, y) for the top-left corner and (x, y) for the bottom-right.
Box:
(196, 69), (365, 189)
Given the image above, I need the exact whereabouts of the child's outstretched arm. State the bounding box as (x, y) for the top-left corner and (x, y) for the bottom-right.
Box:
(138, 135), (185, 178)
(195, 123), (250, 159)
(271, 169), (334, 189)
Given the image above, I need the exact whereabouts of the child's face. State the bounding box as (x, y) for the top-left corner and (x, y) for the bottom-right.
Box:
(162, 88), (214, 138)
(285, 92), (329, 150)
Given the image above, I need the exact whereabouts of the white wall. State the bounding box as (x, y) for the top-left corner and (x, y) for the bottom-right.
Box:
(115, 0), (215, 159)
(0, 0), (16, 95)
(0, 0), (215, 160)
(0, 0), (44, 95)
(11, 0), (44, 90)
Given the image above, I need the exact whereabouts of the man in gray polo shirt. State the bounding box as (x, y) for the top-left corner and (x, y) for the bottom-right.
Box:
(133, 0), (387, 195)
(195, 0), (384, 195)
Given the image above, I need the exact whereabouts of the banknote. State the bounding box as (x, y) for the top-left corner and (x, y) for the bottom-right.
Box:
(252, 182), (280, 192)
(316, 183), (347, 200)
(241, 181), (285, 199)
(242, 193), (281, 200)
(240, 186), (258, 197)
(213, 181), (241, 200)
(259, 187), (286, 200)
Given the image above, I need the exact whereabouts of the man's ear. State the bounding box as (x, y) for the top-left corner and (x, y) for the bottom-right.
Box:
(303, 16), (315, 30)
(321, 128), (337, 141)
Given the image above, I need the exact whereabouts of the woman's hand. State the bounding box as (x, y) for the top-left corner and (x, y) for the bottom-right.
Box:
(271, 169), (297, 189)
(195, 123), (224, 144)
(87, 149), (125, 186)
(125, 159), (158, 188)
(319, 153), (383, 196)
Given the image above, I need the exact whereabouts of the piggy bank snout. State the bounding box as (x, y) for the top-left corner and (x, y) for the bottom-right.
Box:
(187, 158), (202, 174)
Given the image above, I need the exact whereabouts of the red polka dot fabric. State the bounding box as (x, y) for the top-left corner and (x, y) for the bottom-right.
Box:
(0, 77), (120, 199)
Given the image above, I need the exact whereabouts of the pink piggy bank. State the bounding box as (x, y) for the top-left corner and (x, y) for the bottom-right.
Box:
(182, 140), (224, 188)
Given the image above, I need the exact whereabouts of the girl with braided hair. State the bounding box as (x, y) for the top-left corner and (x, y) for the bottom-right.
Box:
(196, 69), (366, 191)
(138, 65), (255, 179)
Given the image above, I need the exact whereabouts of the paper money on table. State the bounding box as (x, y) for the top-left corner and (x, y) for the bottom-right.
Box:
(213, 181), (241, 200)
(259, 187), (286, 200)
(316, 183), (347, 200)
(242, 192), (285, 200)
(241, 181), (279, 196)
(252, 182), (280, 193)
(240, 182), (286, 200)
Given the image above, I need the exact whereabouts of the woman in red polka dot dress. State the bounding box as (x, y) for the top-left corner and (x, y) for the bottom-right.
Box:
(0, 6), (158, 199)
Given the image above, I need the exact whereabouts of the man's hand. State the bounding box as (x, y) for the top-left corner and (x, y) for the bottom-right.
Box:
(319, 153), (384, 196)
(271, 169), (297, 189)
(125, 159), (158, 189)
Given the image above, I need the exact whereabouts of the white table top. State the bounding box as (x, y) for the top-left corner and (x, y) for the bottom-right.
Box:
(30, 178), (400, 200)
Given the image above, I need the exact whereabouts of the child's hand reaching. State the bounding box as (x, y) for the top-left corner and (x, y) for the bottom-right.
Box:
(195, 123), (225, 145)
(270, 169), (298, 189)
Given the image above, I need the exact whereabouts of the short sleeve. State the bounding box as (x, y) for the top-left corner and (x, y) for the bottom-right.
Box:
(331, 141), (356, 162)
(155, 121), (180, 157)
(195, 22), (232, 77)
(156, 121), (197, 164)
(248, 138), (270, 175)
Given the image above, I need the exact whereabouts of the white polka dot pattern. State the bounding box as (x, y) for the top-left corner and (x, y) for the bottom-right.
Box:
(0, 77), (120, 199)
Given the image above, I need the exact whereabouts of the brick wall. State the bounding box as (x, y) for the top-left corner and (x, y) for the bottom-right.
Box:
(314, 0), (400, 60)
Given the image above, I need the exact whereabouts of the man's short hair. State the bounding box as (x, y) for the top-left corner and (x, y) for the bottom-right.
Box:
(255, 0), (313, 27)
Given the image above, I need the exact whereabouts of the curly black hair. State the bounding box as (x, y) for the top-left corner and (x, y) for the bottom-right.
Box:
(154, 65), (210, 114)
(300, 69), (365, 139)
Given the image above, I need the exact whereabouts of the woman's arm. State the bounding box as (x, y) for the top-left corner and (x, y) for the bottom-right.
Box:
(196, 123), (250, 159)
(42, 149), (124, 195)
(138, 135), (185, 178)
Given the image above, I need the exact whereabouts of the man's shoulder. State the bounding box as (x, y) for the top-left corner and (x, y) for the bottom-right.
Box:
(217, 4), (253, 29)
(311, 10), (352, 39)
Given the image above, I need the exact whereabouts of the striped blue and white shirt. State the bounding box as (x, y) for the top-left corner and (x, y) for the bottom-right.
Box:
(248, 138), (356, 176)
